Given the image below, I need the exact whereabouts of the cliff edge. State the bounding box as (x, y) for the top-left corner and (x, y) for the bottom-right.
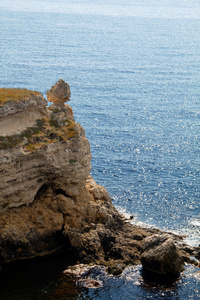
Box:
(0, 80), (198, 275)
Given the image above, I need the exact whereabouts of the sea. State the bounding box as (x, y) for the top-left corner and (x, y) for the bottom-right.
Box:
(0, 0), (199, 299)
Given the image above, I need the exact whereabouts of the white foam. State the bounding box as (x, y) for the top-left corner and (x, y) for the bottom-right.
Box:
(116, 205), (200, 247)
(190, 219), (200, 227)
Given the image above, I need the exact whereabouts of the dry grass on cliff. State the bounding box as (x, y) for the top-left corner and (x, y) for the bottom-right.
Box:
(0, 88), (40, 106)
(0, 118), (78, 151)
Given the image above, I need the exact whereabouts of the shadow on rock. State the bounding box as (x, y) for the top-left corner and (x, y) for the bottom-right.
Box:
(141, 268), (180, 290)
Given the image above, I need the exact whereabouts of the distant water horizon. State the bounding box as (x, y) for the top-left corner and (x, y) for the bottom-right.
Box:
(1, 0), (200, 19)
(0, 0), (199, 299)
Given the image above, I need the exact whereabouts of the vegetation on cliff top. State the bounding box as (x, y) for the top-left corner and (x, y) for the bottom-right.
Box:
(0, 117), (77, 151)
(0, 88), (40, 106)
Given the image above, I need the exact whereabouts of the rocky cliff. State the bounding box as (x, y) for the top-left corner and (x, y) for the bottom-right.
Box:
(0, 80), (199, 275)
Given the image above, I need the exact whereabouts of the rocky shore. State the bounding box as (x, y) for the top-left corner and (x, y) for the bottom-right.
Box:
(0, 80), (199, 276)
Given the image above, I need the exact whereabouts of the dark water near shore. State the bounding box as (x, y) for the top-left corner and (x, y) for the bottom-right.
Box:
(0, 256), (200, 300)
(0, 0), (200, 298)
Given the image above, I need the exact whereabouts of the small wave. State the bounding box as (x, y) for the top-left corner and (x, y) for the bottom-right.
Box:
(115, 205), (200, 247)
(115, 205), (157, 229)
(190, 219), (200, 227)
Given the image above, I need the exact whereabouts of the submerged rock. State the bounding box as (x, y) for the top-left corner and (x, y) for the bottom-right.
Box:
(140, 234), (185, 275)
(78, 278), (103, 288)
(64, 264), (107, 288)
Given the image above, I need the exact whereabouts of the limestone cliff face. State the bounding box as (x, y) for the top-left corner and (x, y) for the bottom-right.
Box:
(0, 124), (91, 209)
(0, 107), (91, 210)
(0, 81), (195, 273)
(0, 92), (47, 136)
(0, 81), (147, 269)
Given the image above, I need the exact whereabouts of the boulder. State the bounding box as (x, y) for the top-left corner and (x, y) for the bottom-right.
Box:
(140, 234), (184, 275)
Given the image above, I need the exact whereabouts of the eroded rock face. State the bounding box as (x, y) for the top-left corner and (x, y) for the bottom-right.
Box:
(0, 131), (91, 209)
(0, 171), (149, 266)
(0, 81), (149, 267)
(0, 82), (90, 210)
(0, 93), (47, 136)
(140, 234), (185, 275)
(47, 79), (71, 106)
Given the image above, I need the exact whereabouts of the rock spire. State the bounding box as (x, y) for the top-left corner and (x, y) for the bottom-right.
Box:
(47, 79), (71, 106)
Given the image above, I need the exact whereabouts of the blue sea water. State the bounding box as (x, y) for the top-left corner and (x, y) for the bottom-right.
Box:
(0, 0), (200, 299)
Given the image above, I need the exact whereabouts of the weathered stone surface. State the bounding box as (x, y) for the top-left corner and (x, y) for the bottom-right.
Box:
(0, 169), (148, 266)
(47, 79), (71, 106)
(0, 189), (64, 261)
(86, 175), (112, 203)
(0, 91), (46, 117)
(0, 123), (91, 209)
(140, 234), (185, 275)
(0, 81), (91, 210)
(0, 93), (47, 136)
(48, 104), (74, 123)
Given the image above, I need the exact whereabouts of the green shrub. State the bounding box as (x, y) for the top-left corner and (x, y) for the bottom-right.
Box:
(0, 117), (78, 152)
(53, 108), (60, 113)
(69, 159), (77, 163)
(22, 127), (40, 139)
(0, 135), (21, 150)
(49, 119), (60, 128)
(36, 119), (45, 130)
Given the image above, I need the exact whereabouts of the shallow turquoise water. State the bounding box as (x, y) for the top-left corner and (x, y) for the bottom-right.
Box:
(0, 0), (199, 298)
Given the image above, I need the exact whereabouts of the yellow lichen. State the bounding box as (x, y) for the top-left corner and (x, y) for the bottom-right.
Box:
(25, 144), (36, 152)
(66, 131), (77, 139)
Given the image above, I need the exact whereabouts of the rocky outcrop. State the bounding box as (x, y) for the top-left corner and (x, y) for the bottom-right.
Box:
(140, 234), (185, 275)
(0, 80), (148, 268)
(0, 172), (149, 269)
(0, 80), (199, 276)
(0, 116), (91, 209)
(46, 79), (71, 106)
(0, 92), (47, 136)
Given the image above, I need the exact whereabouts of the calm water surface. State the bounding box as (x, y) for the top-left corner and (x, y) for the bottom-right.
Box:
(0, 0), (199, 299)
